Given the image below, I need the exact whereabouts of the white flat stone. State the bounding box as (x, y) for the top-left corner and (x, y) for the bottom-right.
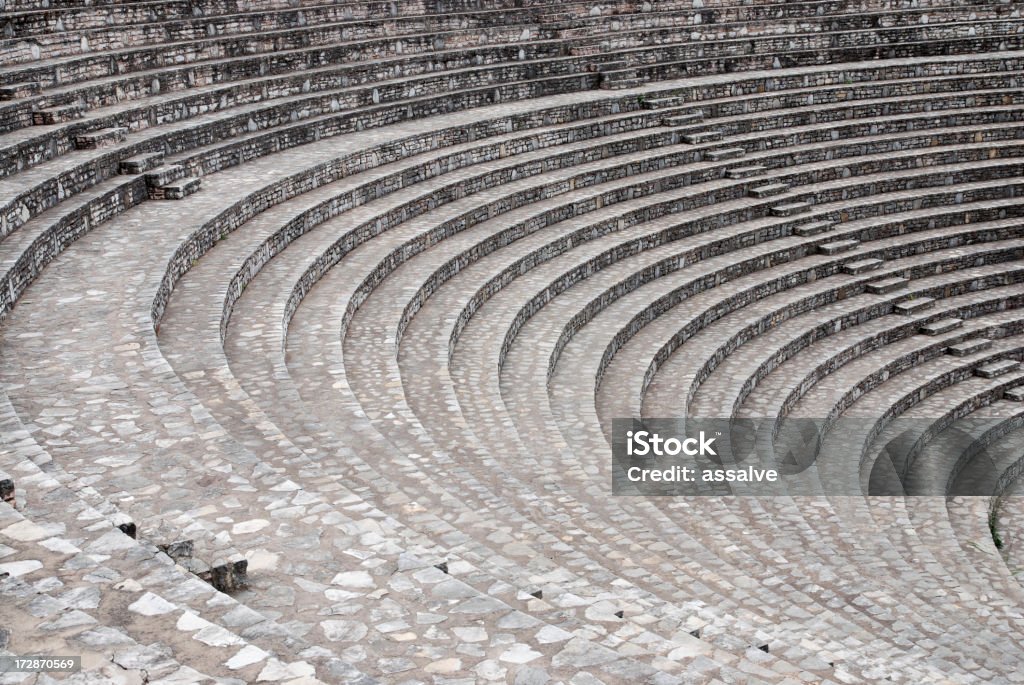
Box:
(330, 570), (375, 589)
(226, 645), (269, 670)
(231, 519), (270, 535)
(194, 624), (245, 647)
(0, 559), (43, 577)
(424, 658), (462, 674)
(499, 643), (543, 664)
(321, 619), (368, 642)
(452, 626), (487, 642)
(176, 611), (212, 632)
(1, 520), (50, 542)
(536, 625), (574, 644)
(128, 592), (176, 616)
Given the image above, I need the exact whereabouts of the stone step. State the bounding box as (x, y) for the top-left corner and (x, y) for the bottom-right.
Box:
(0, 82), (41, 99)
(975, 359), (1022, 379)
(1004, 387), (1024, 402)
(770, 201), (811, 217)
(642, 96), (685, 109)
(682, 130), (723, 144)
(748, 182), (789, 198)
(725, 165), (768, 180)
(947, 338), (993, 357)
(74, 126), (129, 150)
(792, 220), (834, 237)
(841, 257), (884, 275)
(32, 104), (84, 125)
(894, 297), (936, 315)
(600, 77), (643, 90)
(661, 111), (703, 127)
(149, 177), (201, 200)
(866, 276), (909, 294)
(119, 152), (167, 175)
(919, 317), (964, 336)
(704, 146), (745, 162)
(817, 239), (860, 255)
(596, 60), (628, 72)
(143, 164), (187, 188)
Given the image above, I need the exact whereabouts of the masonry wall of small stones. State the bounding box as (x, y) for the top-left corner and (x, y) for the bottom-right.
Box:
(146, 96), (637, 334)
(627, 179), (1024, 393)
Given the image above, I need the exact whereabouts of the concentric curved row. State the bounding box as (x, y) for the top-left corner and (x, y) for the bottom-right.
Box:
(2, 0), (1024, 682)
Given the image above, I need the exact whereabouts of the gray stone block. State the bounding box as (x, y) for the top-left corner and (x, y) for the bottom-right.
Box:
(817, 239), (860, 255)
(894, 297), (935, 314)
(748, 182), (789, 198)
(946, 338), (993, 357)
(771, 201), (811, 217)
(704, 146), (745, 161)
(841, 258), (883, 274)
(975, 359), (1021, 379)
(682, 130), (723, 144)
(725, 165), (768, 180)
(866, 276), (909, 294)
(919, 318), (964, 335)
(792, 220), (834, 237)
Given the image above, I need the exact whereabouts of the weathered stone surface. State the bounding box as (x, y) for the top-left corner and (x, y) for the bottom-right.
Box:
(0, 2), (1023, 683)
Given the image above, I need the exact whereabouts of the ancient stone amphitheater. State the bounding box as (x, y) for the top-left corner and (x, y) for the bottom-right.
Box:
(3, 0), (1024, 682)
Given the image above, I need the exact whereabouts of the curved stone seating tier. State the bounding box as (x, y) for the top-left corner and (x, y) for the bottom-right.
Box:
(0, 41), (579, 175)
(549, 159), (1024, 397)
(2, 1), (1024, 678)
(134, 93), (1024, 675)
(440, 206), (1024, 667)
(560, 6), (1016, 60)
(0, 4), (542, 63)
(0, 53), (1012, 298)
(146, 87), (1015, 679)
(222, 121), (1024, 671)
(0, 0), (969, 52)
(0, 89), (827, 679)
(176, 59), (1024, 341)
(512, 242), (1024, 655)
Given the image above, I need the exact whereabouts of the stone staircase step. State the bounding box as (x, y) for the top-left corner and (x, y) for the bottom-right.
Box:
(32, 104), (84, 125)
(662, 111), (704, 127)
(74, 126), (129, 150)
(792, 220), (834, 237)
(596, 60), (628, 72)
(894, 297), (936, 314)
(149, 177), (202, 200)
(725, 165), (768, 180)
(0, 82), (42, 99)
(1004, 387), (1024, 402)
(683, 130), (724, 144)
(119, 152), (167, 175)
(642, 96), (685, 109)
(919, 317), (964, 335)
(946, 338), (993, 357)
(865, 276), (909, 294)
(704, 146), (746, 162)
(841, 257), (884, 275)
(748, 182), (789, 198)
(144, 164), (187, 188)
(817, 239), (860, 255)
(770, 201), (811, 217)
(975, 359), (1021, 379)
